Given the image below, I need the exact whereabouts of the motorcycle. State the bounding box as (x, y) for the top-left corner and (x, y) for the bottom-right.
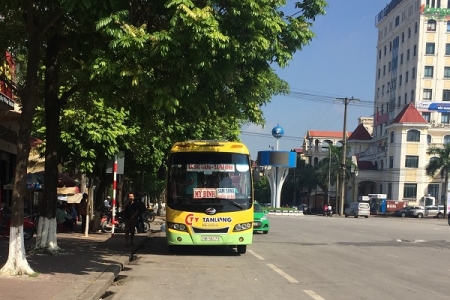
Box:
(0, 213), (35, 240)
(326, 210), (333, 217)
(101, 211), (149, 233)
(142, 208), (156, 222)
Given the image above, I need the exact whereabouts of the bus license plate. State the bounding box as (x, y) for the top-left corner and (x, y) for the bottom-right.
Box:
(201, 236), (220, 242)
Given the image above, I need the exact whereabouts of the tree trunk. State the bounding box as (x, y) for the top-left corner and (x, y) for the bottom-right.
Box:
(444, 173), (448, 218)
(35, 34), (62, 253)
(0, 15), (42, 275)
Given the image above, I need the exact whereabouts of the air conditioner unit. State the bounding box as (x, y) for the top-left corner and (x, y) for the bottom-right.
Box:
(440, 123), (445, 127)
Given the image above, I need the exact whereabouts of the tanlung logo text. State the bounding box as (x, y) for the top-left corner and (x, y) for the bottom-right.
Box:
(202, 217), (232, 222)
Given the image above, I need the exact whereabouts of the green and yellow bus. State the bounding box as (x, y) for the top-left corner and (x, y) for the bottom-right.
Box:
(165, 140), (254, 254)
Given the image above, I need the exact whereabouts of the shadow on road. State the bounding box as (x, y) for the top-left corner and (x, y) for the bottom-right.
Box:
(138, 236), (242, 257)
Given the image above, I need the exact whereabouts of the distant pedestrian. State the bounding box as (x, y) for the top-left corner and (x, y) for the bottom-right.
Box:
(104, 196), (111, 210)
(122, 192), (140, 246)
(136, 197), (147, 233)
(56, 203), (74, 232)
(79, 193), (88, 233)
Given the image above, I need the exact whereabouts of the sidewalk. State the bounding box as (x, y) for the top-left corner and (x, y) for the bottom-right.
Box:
(0, 215), (165, 300)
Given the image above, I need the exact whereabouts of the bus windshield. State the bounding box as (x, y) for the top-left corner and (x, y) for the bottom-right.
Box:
(167, 152), (252, 213)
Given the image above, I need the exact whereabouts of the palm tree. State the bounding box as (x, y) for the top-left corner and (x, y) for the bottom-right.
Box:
(316, 144), (357, 210)
(296, 163), (319, 205)
(425, 143), (450, 218)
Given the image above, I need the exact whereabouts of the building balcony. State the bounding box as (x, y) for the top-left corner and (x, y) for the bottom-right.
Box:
(304, 147), (330, 156)
(358, 145), (387, 160)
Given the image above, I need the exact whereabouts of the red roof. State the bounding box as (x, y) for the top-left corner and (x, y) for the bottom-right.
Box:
(348, 123), (372, 140)
(307, 130), (352, 139)
(391, 103), (427, 124)
(292, 148), (303, 153)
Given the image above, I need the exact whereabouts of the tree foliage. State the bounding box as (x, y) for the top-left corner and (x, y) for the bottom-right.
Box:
(426, 144), (450, 217)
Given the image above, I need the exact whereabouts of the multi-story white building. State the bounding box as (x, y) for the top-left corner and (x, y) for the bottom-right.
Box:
(356, 0), (450, 206)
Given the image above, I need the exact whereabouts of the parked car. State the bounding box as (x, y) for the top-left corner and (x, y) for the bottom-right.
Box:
(344, 202), (370, 218)
(424, 205), (444, 218)
(394, 206), (414, 217)
(405, 206), (425, 218)
(253, 201), (269, 234)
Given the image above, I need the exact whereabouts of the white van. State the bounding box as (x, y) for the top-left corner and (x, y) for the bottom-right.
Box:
(344, 202), (370, 218)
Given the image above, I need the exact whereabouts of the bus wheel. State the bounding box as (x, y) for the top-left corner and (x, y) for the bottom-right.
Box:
(237, 245), (246, 254)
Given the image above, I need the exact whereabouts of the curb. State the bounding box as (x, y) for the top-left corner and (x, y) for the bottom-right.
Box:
(53, 237), (147, 300)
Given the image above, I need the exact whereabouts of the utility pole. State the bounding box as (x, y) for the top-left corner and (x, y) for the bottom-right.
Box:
(335, 97), (360, 216)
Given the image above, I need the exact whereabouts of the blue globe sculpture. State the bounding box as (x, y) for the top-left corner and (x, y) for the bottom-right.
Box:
(272, 125), (284, 139)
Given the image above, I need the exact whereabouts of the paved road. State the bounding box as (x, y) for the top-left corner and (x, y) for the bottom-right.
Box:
(103, 215), (450, 300)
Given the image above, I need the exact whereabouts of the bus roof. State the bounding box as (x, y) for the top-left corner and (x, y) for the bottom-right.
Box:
(170, 140), (250, 155)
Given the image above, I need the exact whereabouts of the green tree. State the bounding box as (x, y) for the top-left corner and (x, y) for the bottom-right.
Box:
(254, 176), (271, 204)
(0, 0), (68, 276)
(426, 143), (450, 218)
(296, 163), (319, 204)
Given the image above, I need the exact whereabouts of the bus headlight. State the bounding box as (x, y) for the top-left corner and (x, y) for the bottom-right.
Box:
(233, 222), (252, 232)
(167, 222), (188, 232)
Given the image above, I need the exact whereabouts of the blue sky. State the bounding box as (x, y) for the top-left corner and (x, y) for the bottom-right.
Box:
(239, 0), (388, 159)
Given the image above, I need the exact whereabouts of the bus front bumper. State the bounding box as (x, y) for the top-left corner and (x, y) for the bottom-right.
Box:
(166, 229), (253, 246)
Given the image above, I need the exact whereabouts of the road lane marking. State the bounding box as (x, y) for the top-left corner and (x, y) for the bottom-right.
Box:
(248, 249), (265, 260)
(266, 264), (298, 283)
(303, 290), (326, 300)
(386, 254), (398, 258)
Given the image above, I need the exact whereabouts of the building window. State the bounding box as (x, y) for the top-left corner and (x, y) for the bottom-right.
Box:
(400, 53), (404, 64)
(406, 71), (409, 82)
(413, 45), (417, 56)
(447, 21), (450, 32)
(384, 45), (387, 55)
(404, 93), (408, 104)
(399, 75), (402, 86)
(427, 134), (432, 144)
(427, 20), (437, 31)
(402, 32), (405, 42)
(442, 113), (450, 124)
(379, 49), (381, 59)
(389, 61), (391, 72)
(404, 183), (417, 198)
(444, 135), (450, 144)
(424, 66), (434, 78)
(411, 89), (415, 102)
(412, 67), (416, 79)
(390, 131), (394, 143)
(398, 96), (401, 107)
(427, 184), (439, 200)
(378, 68), (380, 79)
(389, 156), (394, 168)
(407, 129), (420, 142)
(426, 43), (436, 54)
(423, 112), (431, 122)
(447, 44), (450, 55)
(444, 90), (450, 101)
(407, 49), (410, 60)
(408, 27), (412, 37)
(395, 16), (400, 26)
(383, 65), (386, 75)
(405, 156), (419, 168)
(424, 89), (432, 100)
(445, 67), (450, 78)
